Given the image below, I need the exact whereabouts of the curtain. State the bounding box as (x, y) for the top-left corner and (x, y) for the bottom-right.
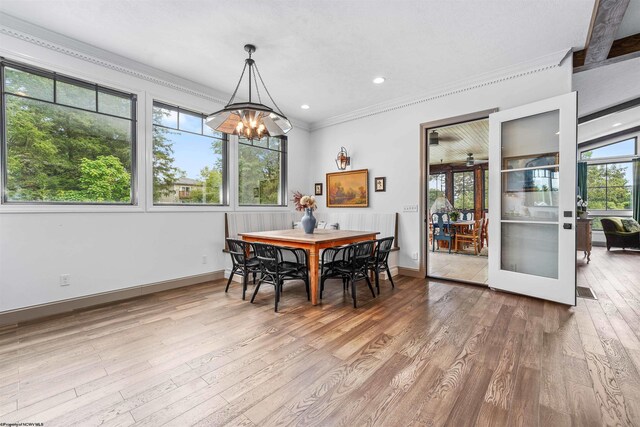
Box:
(577, 161), (588, 203)
(634, 159), (640, 222)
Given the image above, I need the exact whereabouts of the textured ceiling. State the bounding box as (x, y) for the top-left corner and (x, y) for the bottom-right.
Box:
(429, 119), (489, 165)
(0, 1), (595, 126)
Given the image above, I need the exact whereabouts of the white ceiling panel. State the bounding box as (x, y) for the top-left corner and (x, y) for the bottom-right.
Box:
(0, 1), (595, 126)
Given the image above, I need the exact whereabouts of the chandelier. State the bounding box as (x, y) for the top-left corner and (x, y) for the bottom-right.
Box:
(205, 44), (292, 140)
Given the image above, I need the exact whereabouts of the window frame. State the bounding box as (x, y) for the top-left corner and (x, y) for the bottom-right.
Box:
(0, 59), (139, 209)
(428, 172), (447, 204)
(236, 135), (288, 208)
(579, 135), (637, 228)
(150, 100), (229, 207)
(483, 168), (489, 212)
(452, 170), (475, 211)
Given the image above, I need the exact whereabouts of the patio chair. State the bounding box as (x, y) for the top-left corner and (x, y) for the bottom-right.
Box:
(455, 219), (482, 255)
(432, 212), (455, 253)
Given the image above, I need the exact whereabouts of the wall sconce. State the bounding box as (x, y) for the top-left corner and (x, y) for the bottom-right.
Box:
(335, 146), (351, 170)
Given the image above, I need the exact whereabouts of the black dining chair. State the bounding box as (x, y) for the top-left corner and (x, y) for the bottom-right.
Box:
(225, 238), (261, 300)
(325, 240), (376, 308)
(251, 243), (310, 312)
(368, 237), (395, 295)
(320, 245), (350, 299)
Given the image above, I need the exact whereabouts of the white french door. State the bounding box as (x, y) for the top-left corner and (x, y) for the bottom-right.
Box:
(488, 92), (577, 305)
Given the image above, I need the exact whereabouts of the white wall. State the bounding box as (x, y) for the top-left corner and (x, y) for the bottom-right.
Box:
(573, 57), (640, 116)
(308, 62), (573, 270)
(0, 30), (312, 312)
(0, 21), (574, 312)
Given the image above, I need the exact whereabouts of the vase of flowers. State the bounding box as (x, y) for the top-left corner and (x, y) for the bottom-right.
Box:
(449, 211), (460, 222)
(292, 191), (318, 234)
(577, 195), (588, 219)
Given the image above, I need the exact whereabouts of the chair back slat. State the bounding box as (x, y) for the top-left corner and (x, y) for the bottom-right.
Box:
(375, 237), (394, 262)
(253, 243), (279, 273)
(226, 238), (251, 265)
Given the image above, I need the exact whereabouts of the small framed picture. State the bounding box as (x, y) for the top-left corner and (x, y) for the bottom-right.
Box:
(314, 183), (323, 196)
(375, 177), (386, 192)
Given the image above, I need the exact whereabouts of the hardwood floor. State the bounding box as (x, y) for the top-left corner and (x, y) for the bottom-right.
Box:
(1, 267), (640, 426)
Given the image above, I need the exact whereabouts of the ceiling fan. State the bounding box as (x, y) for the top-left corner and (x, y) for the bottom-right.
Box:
(428, 130), (461, 146)
(450, 153), (489, 167)
(465, 153), (488, 167)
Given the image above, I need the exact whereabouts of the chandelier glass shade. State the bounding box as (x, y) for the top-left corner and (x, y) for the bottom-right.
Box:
(205, 44), (292, 140)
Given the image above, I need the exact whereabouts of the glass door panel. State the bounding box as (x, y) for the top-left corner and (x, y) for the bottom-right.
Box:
(501, 167), (560, 221)
(501, 222), (558, 279)
(488, 93), (576, 305)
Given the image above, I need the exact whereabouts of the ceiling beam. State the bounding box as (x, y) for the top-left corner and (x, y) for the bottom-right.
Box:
(574, 33), (640, 72)
(583, 0), (630, 65)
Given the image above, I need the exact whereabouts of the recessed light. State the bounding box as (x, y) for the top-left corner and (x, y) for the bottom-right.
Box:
(555, 131), (560, 135)
(372, 77), (386, 84)
(300, 104), (310, 110)
(612, 122), (622, 127)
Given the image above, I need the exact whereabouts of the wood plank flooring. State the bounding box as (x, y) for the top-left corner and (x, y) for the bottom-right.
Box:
(1, 254), (639, 426)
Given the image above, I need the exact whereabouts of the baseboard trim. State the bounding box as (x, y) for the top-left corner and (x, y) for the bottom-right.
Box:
(0, 270), (225, 327)
(397, 267), (425, 278)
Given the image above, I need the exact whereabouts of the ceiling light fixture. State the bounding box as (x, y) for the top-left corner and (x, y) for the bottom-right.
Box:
(301, 104), (310, 110)
(612, 122), (622, 127)
(205, 44), (291, 140)
(373, 77), (386, 84)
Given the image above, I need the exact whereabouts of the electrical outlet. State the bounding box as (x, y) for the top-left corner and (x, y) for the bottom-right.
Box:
(202, 255), (208, 264)
(60, 274), (71, 286)
(412, 252), (419, 260)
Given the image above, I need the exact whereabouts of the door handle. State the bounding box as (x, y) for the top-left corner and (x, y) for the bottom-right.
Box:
(563, 223), (572, 230)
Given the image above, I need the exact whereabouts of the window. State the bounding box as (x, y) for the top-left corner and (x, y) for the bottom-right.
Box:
(581, 138), (635, 160)
(453, 171), (475, 210)
(586, 162), (633, 210)
(1, 61), (136, 204)
(238, 136), (286, 206)
(580, 136), (637, 230)
(152, 102), (227, 205)
(428, 173), (446, 203)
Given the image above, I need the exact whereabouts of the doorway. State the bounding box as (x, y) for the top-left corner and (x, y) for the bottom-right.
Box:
(422, 110), (495, 285)
(420, 93), (577, 306)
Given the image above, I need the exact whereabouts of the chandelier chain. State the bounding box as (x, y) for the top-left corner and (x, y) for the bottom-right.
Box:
(227, 61), (248, 106)
(253, 62), (286, 117)
(252, 64), (262, 104)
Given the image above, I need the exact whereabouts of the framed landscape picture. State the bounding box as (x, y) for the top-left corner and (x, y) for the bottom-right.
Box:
(326, 169), (369, 207)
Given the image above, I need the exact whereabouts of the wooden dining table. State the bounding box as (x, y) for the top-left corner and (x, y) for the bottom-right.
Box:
(238, 229), (379, 305)
(434, 219), (475, 249)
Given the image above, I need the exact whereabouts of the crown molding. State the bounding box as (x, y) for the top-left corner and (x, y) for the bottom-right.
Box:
(309, 49), (572, 131)
(0, 12), (311, 132)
